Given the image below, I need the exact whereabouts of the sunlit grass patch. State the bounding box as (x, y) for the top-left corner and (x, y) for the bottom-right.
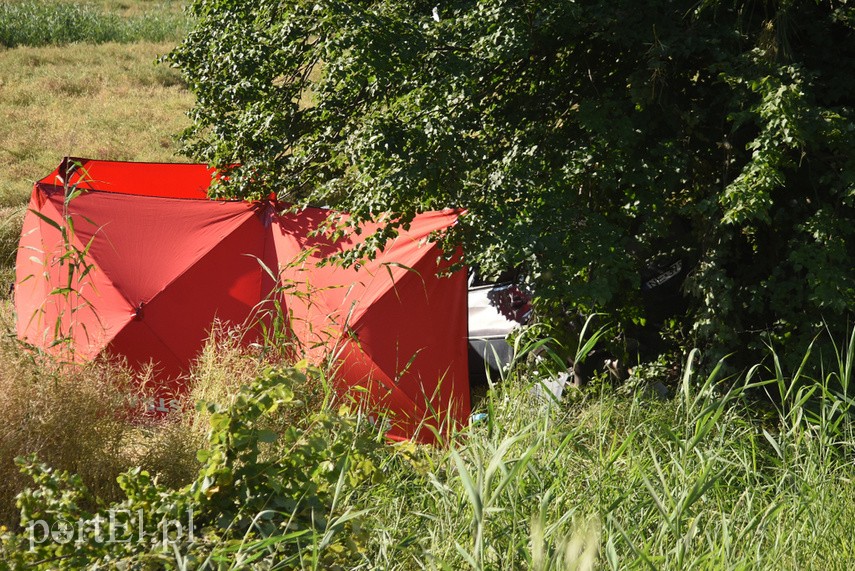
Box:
(0, 0), (189, 48)
(356, 341), (855, 570)
(0, 301), (199, 525)
(0, 41), (193, 207)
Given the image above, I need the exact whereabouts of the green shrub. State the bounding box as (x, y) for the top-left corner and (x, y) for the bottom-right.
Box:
(1, 365), (383, 569)
(168, 0), (855, 370)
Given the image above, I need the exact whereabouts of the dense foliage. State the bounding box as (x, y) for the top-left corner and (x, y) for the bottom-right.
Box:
(168, 0), (855, 362)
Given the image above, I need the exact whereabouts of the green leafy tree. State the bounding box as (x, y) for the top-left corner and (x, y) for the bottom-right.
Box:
(168, 0), (855, 363)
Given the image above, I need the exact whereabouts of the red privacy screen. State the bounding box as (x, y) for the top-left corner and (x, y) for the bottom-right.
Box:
(17, 158), (470, 442)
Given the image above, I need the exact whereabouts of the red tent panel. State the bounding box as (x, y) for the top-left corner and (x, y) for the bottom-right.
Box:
(17, 189), (132, 359)
(37, 158), (214, 199)
(274, 210), (469, 441)
(350, 248), (468, 440)
(16, 159), (470, 442)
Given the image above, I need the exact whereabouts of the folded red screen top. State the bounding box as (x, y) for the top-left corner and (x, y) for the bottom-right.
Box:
(35, 158), (215, 199)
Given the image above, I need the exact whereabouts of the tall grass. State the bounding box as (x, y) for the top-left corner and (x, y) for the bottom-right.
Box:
(0, 302), (200, 526)
(348, 335), (855, 570)
(0, 311), (310, 528)
(0, 0), (189, 48)
(2, 297), (855, 568)
(0, 207), (23, 295)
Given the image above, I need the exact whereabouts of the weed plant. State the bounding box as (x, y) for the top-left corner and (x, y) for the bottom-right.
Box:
(0, 207), (23, 296)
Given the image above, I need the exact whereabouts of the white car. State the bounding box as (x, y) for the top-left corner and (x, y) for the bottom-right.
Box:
(467, 280), (532, 384)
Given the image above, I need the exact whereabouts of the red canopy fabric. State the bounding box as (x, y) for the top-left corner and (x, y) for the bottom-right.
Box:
(16, 158), (470, 442)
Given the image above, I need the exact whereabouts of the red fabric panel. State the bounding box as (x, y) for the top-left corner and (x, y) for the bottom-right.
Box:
(16, 189), (135, 360)
(350, 244), (470, 441)
(17, 159), (470, 442)
(106, 319), (188, 393)
(275, 209), (457, 323)
(334, 337), (437, 442)
(52, 190), (258, 308)
(275, 207), (470, 441)
(131, 212), (268, 368)
(37, 158), (214, 199)
(17, 184), (264, 371)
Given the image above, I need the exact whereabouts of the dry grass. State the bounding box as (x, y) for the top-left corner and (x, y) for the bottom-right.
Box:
(0, 309), (290, 527)
(186, 322), (331, 439)
(0, 305), (287, 528)
(0, 309), (325, 527)
(0, 313), (320, 527)
(76, 0), (186, 17)
(0, 302), (200, 525)
(186, 324), (269, 433)
(0, 41), (193, 207)
(0, 206), (23, 293)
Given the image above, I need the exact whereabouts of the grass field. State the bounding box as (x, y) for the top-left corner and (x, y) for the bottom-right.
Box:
(0, 41), (192, 205)
(0, 0), (188, 47)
